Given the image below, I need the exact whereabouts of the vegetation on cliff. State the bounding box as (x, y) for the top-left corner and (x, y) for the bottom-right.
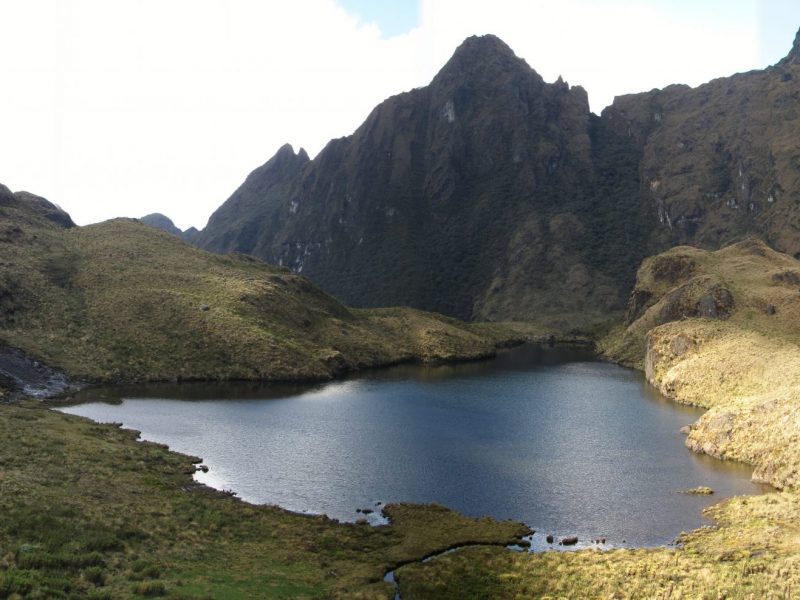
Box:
(195, 35), (634, 328)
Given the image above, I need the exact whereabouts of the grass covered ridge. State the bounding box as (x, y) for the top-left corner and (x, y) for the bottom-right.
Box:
(0, 190), (535, 385)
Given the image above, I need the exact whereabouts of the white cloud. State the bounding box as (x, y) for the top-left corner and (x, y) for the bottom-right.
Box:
(0, 0), (795, 230)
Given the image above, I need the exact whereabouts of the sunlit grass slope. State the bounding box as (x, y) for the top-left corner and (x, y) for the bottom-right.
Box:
(0, 186), (529, 385)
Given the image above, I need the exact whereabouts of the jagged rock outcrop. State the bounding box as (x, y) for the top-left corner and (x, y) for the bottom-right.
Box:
(195, 30), (800, 326)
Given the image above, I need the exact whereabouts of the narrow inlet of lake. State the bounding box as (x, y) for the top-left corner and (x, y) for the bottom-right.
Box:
(60, 344), (767, 547)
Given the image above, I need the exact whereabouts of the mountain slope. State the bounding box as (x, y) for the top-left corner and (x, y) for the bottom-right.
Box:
(604, 27), (800, 257)
(196, 35), (628, 326)
(0, 184), (528, 386)
(196, 30), (800, 328)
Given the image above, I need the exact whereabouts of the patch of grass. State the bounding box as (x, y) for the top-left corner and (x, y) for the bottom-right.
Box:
(132, 580), (166, 597)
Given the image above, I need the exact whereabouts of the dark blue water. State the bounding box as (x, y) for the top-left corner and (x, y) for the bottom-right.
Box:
(60, 344), (765, 547)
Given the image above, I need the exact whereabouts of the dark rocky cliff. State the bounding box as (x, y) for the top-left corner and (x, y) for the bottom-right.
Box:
(195, 31), (800, 327)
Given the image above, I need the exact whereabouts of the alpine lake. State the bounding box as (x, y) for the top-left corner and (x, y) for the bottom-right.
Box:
(61, 344), (767, 551)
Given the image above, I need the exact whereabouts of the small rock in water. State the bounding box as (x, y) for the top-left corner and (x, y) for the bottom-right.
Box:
(546, 534), (554, 543)
(680, 425), (691, 435)
(683, 486), (714, 495)
(560, 536), (578, 546)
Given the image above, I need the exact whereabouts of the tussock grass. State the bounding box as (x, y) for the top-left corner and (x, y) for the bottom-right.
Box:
(0, 202), (530, 385)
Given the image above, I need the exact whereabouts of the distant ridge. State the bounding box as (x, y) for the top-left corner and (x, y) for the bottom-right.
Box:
(139, 213), (198, 242)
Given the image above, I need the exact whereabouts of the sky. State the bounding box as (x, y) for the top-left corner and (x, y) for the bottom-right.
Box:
(0, 1), (799, 230)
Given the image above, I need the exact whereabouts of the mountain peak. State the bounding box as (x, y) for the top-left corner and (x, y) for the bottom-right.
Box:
(433, 34), (537, 86)
(270, 143), (310, 166)
(140, 213), (181, 236)
(275, 142), (296, 157)
(453, 34), (516, 58)
(0, 185), (75, 228)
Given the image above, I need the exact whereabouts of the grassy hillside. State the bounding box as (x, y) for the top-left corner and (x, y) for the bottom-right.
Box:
(604, 237), (800, 491)
(395, 238), (800, 597)
(0, 185), (533, 387)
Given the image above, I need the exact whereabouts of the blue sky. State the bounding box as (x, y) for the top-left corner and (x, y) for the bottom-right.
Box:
(339, 0), (420, 37)
(759, 0), (800, 63)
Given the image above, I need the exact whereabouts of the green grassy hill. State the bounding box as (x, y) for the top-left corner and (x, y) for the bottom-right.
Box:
(0, 184), (530, 388)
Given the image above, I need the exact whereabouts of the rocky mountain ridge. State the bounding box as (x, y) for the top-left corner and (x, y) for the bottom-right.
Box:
(187, 30), (800, 327)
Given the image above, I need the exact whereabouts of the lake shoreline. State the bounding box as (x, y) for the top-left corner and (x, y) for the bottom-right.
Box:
(41, 333), (595, 407)
(58, 341), (760, 550)
(10, 323), (790, 597)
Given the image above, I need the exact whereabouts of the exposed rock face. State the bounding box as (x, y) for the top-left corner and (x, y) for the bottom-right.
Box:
(0, 345), (77, 398)
(196, 30), (800, 324)
(195, 35), (633, 324)
(606, 36), (800, 259)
